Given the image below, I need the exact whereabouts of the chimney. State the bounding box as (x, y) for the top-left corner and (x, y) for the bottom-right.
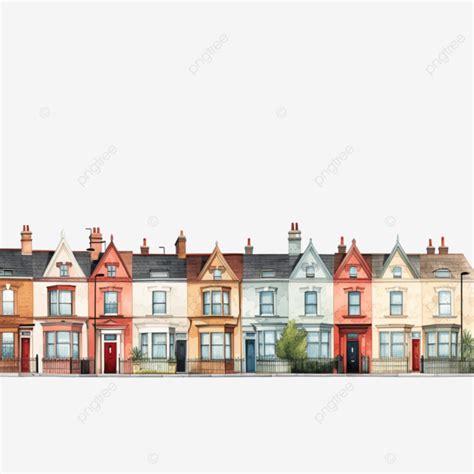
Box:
(140, 238), (149, 255)
(426, 238), (435, 255)
(89, 227), (103, 261)
(20, 225), (32, 255)
(338, 236), (346, 254)
(175, 230), (186, 259)
(288, 222), (302, 256)
(245, 238), (254, 255)
(334, 236), (347, 271)
(438, 236), (449, 255)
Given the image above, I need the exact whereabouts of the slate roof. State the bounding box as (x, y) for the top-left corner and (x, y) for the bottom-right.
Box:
(133, 254), (186, 279)
(243, 254), (301, 279)
(419, 254), (472, 279)
(186, 254), (243, 280)
(0, 249), (34, 277)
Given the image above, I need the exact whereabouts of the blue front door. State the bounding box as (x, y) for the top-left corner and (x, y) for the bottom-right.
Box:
(246, 339), (256, 373)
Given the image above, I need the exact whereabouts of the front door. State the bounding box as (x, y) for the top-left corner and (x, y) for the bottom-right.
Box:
(104, 342), (117, 373)
(246, 339), (256, 373)
(412, 339), (420, 371)
(346, 340), (359, 373)
(176, 340), (186, 373)
(21, 338), (30, 372)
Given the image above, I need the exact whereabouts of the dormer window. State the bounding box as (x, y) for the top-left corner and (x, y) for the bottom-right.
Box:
(434, 269), (451, 278)
(59, 264), (69, 277)
(393, 266), (402, 278)
(150, 271), (169, 279)
(107, 265), (117, 277)
(306, 266), (315, 278)
(349, 266), (358, 278)
(0, 269), (13, 276)
(213, 268), (222, 280)
(261, 270), (276, 278)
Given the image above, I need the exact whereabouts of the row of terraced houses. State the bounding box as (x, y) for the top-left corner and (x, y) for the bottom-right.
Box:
(0, 223), (473, 375)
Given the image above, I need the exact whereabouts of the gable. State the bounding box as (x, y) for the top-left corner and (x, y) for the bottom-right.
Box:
(91, 240), (132, 279)
(198, 246), (238, 281)
(381, 250), (417, 279)
(334, 240), (372, 279)
(290, 241), (331, 279)
(43, 236), (86, 278)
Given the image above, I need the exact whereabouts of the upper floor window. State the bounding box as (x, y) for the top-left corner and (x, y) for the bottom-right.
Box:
(104, 291), (118, 314)
(107, 265), (117, 277)
(390, 291), (403, 315)
(438, 291), (452, 316)
(348, 291), (361, 315)
(200, 332), (231, 360)
(203, 290), (230, 316)
(150, 271), (169, 278)
(49, 289), (72, 316)
(306, 266), (315, 278)
(59, 264), (69, 277)
(434, 269), (451, 278)
(259, 291), (275, 315)
(304, 291), (318, 315)
(1, 332), (14, 359)
(392, 266), (402, 278)
(213, 269), (222, 280)
(45, 331), (79, 359)
(152, 291), (167, 315)
(0, 269), (14, 276)
(349, 266), (358, 278)
(2, 289), (14, 315)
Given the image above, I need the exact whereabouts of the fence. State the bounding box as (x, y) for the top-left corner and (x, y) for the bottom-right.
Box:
(186, 358), (243, 374)
(42, 358), (95, 375)
(371, 357), (409, 374)
(256, 357), (339, 374)
(119, 359), (177, 374)
(0, 357), (38, 373)
(421, 357), (474, 374)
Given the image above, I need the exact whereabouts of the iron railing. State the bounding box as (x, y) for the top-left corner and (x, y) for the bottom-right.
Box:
(421, 356), (474, 374)
(186, 358), (243, 374)
(42, 358), (95, 375)
(0, 356), (39, 373)
(256, 357), (338, 374)
(119, 358), (177, 374)
(371, 357), (409, 374)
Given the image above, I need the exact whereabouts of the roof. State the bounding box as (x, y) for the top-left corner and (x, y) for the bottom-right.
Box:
(186, 254), (243, 280)
(0, 249), (33, 277)
(370, 253), (421, 278)
(133, 254), (186, 279)
(31, 251), (92, 278)
(419, 254), (472, 279)
(243, 254), (302, 279)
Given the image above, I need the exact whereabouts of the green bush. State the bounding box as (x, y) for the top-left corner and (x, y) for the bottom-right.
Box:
(276, 321), (307, 361)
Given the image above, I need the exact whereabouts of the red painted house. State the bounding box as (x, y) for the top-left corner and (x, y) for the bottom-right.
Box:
(87, 229), (133, 373)
(333, 238), (372, 373)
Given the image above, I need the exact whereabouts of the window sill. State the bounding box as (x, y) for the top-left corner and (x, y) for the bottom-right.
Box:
(342, 314), (366, 318)
(255, 314), (280, 318)
(299, 314), (324, 318)
(433, 315), (457, 318)
(102, 313), (122, 317)
(384, 314), (408, 318)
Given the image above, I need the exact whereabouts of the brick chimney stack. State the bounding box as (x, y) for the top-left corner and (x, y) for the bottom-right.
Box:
(245, 238), (254, 255)
(175, 230), (186, 259)
(334, 235), (347, 271)
(20, 225), (32, 256)
(338, 236), (346, 254)
(426, 238), (435, 255)
(89, 227), (103, 261)
(140, 238), (149, 255)
(438, 236), (449, 255)
(288, 222), (302, 256)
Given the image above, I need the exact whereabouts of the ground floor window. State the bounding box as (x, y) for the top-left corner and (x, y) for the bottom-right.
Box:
(140, 332), (168, 359)
(307, 331), (330, 358)
(200, 332), (231, 360)
(379, 332), (406, 357)
(1, 332), (14, 359)
(45, 331), (79, 359)
(257, 330), (283, 358)
(426, 331), (458, 358)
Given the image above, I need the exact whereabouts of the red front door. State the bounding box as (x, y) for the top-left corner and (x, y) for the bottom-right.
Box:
(21, 338), (30, 372)
(104, 342), (117, 373)
(412, 339), (420, 371)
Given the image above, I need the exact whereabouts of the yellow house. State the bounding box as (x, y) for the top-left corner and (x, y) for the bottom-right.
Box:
(372, 239), (422, 372)
(186, 244), (243, 373)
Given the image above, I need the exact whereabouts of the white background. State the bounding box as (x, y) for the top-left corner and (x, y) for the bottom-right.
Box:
(1, 1), (473, 473)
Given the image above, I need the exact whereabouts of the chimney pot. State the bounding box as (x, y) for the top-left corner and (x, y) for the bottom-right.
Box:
(288, 223), (302, 256)
(245, 237), (254, 255)
(337, 236), (347, 255)
(427, 238), (435, 255)
(140, 238), (149, 255)
(439, 236), (449, 255)
(20, 225), (33, 256)
(88, 226), (103, 261)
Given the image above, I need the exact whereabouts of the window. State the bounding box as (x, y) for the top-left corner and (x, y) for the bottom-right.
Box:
(438, 332), (449, 357)
(200, 332), (231, 360)
(259, 291), (275, 315)
(349, 266), (358, 278)
(150, 271), (169, 278)
(438, 291), (452, 316)
(49, 290), (73, 316)
(306, 266), (315, 278)
(170, 333), (175, 359)
(391, 332), (405, 357)
(152, 291), (167, 315)
(451, 332), (458, 357)
(213, 269), (222, 280)
(0, 269), (13, 276)
(380, 332), (390, 357)
(1, 332), (14, 359)
(304, 291), (318, 315)
(261, 270), (276, 278)
(258, 331), (276, 358)
(104, 291), (118, 314)
(2, 289), (14, 315)
(45, 331), (79, 359)
(107, 265), (117, 277)
(434, 269), (451, 278)
(152, 333), (167, 358)
(59, 264), (69, 277)
(140, 333), (148, 357)
(427, 332), (436, 357)
(203, 290), (230, 316)
(425, 331), (459, 358)
(307, 331), (330, 358)
(390, 291), (403, 315)
(393, 266), (402, 278)
(348, 291), (361, 315)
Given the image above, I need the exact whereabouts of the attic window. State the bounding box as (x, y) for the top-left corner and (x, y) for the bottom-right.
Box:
(306, 266), (315, 278)
(349, 266), (358, 278)
(0, 270), (13, 276)
(393, 266), (402, 278)
(59, 264), (69, 277)
(434, 269), (451, 278)
(261, 270), (276, 278)
(150, 271), (169, 279)
(107, 265), (117, 277)
(213, 268), (222, 280)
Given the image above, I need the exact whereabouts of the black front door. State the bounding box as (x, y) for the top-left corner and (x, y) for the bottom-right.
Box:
(346, 340), (359, 373)
(246, 339), (256, 373)
(176, 340), (186, 373)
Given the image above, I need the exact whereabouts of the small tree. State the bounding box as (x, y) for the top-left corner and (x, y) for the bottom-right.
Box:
(276, 321), (307, 361)
(131, 347), (144, 362)
(461, 330), (474, 360)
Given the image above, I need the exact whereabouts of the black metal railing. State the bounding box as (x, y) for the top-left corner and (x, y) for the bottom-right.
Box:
(42, 358), (95, 375)
(186, 358), (243, 374)
(421, 356), (474, 374)
(119, 358), (177, 374)
(255, 357), (338, 374)
(0, 356), (39, 373)
(371, 357), (409, 374)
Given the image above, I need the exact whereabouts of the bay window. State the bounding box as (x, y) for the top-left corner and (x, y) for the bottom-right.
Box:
(425, 331), (459, 358)
(49, 289), (73, 316)
(307, 331), (330, 358)
(379, 332), (405, 357)
(140, 333), (169, 359)
(258, 330), (282, 358)
(200, 332), (231, 359)
(45, 331), (79, 359)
